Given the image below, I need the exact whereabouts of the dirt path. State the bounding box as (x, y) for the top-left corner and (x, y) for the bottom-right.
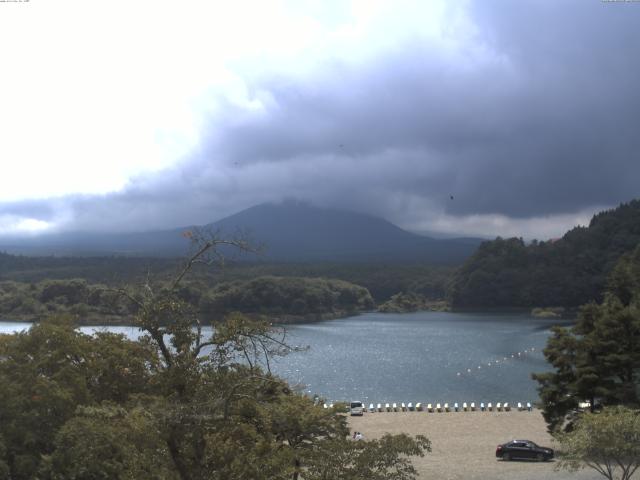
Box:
(348, 409), (602, 480)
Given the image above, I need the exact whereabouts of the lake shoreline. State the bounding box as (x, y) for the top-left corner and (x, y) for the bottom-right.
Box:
(0, 306), (575, 327)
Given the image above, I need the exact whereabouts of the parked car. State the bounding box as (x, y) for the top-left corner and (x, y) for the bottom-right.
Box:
(496, 440), (554, 461)
(350, 401), (364, 416)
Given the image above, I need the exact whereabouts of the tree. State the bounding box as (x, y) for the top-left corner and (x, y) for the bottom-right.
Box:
(0, 229), (431, 479)
(0, 315), (158, 479)
(46, 404), (178, 480)
(533, 246), (640, 432)
(305, 433), (431, 480)
(555, 406), (640, 480)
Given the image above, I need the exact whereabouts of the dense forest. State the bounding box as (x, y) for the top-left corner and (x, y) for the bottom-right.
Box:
(0, 276), (375, 325)
(201, 276), (374, 321)
(0, 253), (452, 304)
(448, 200), (640, 309)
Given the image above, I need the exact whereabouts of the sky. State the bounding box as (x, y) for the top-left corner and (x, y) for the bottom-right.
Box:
(0, 0), (639, 240)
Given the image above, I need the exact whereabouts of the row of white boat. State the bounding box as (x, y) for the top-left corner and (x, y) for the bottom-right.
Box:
(324, 401), (533, 412)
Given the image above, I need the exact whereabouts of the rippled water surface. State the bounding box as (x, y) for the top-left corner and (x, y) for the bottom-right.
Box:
(268, 311), (567, 405)
(1, 311), (567, 405)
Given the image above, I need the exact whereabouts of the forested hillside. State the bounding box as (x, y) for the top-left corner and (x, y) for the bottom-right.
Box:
(201, 276), (374, 320)
(448, 200), (640, 309)
(0, 276), (374, 324)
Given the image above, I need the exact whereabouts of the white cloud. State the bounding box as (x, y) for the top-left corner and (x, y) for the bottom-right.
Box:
(0, 215), (50, 236)
(406, 208), (602, 241)
(0, 0), (466, 204)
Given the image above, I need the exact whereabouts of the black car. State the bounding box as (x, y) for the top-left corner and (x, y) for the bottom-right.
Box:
(496, 440), (554, 461)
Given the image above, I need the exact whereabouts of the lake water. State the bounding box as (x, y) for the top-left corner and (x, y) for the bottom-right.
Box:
(0, 311), (565, 406)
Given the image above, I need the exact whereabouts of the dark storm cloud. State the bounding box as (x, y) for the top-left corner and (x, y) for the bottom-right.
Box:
(3, 0), (639, 238)
(0, 200), (56, 220)
(209, 0), (640, 220)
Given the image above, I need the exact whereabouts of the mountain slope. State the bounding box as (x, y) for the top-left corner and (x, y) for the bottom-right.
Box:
(0, 202), (481, 264)
(209, 202), (478, 263)
(448, 200), (640, 308)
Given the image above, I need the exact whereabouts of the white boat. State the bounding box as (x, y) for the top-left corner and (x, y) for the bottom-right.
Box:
(392, 402), (398, 412)
(427, 403), (433, 412)
(454, 402), (459, 412)
(488, 402), (493, 411)
(444, 403), (449, 412)
(385, 403), (391, 412)
(408, 402), (414, 411)
(463, 402), (468, 411)
(497, 402), (502, 411)
(504, 403), (510, 411)
(480, 402), (485, 411)
(517, 402), (523, 411)
(369, 403), (375, 412)
(401, 402), (406, 411)
(377, 403), (382, 412)
(416, 402), (422, 411)
(436, 403), (442, 412)
(470, 402), (476, 411)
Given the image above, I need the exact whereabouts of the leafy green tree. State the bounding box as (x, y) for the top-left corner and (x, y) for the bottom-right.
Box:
(0, 316), (157, 479)
(46, 404), (177, 480)
(534, 246), (640, 432)
(305, 433), (431, 480)
(555, 406), (640, 480)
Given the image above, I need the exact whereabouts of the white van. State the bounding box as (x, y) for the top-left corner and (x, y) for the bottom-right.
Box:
(350, 401), (364, 416)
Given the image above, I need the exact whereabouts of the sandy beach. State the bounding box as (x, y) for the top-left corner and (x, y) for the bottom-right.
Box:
(348, 409), (602, 480)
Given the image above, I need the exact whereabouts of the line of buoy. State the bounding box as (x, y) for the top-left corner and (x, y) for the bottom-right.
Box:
(456, 347), (540, 377)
